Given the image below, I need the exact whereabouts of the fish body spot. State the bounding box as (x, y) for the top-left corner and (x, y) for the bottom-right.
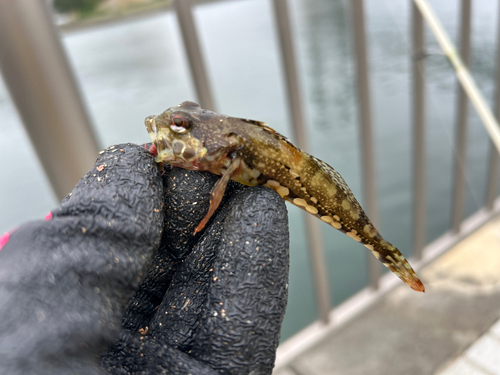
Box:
(363, 225), (377, 238)
(331, 221), (342, 229)
(293, 198), (307, 207)
(350, 210), (360, 220)
(386, 255), (397, 264)
(266, 180), (280, 189)
(250, 169), (261, 178)
(293, 198), (320, 216)
(330, 216), (342, 229)
(381, 240), (396, 251)
(277, 186), (289, 198)
(342, 200), (351, 210)
(346, 230), (361, 242)
(305, 205), (318, 214)
(395, 254), (406, 262)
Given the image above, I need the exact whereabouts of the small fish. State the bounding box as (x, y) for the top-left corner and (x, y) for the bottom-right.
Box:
(145, 101), (425, 293)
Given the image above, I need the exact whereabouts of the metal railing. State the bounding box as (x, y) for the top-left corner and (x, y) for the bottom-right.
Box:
(411, 1), (426, 260)
(350, 0), (381, 290)
(2, 0), (500, 370)
(173, 0), (384, 324)
(0, 0), (100, 201)
(271, 0), (331, 324)
(280, 0), (500, 367)
(450, 0), (472, 234)
(486, 1), (500, 210)
(174, 0), (216, 112)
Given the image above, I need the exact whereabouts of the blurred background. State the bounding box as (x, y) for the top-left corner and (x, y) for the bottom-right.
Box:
(1, 0), (500, 374)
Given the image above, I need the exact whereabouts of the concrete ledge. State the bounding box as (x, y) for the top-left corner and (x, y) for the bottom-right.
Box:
(276, 215), (500, 375)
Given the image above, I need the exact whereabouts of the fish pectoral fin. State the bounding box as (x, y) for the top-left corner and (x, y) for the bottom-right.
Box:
(194, 157), (242, 234)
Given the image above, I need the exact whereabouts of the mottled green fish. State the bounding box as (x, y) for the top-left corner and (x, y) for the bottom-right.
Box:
(145, 101), (425, 293)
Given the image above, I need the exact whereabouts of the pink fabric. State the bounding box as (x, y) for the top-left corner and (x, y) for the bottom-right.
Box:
(0, 232), (10, 252)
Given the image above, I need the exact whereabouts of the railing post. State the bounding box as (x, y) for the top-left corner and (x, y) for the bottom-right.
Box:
(485, 2), (500, 210)
(451, 0), (472, 233)
(0, 0), (100, 201)
(412, 1), (426, 260)
(350, 0), (380, 289)
(272, 0), (332, 324)
(173, 0), (216, 111)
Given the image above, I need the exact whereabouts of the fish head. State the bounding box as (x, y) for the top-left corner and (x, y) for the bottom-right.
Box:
(145, 101), (240, 170)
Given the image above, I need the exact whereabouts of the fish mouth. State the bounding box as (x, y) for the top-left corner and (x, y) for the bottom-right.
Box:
(155, 146), (174, 163)
(144, 116), (174, 163)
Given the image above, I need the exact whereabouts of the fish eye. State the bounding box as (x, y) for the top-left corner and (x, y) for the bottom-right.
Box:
(169, 114), (191, 134)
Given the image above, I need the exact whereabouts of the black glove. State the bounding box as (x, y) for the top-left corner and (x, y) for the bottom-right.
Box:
(0, 143), (290, 375)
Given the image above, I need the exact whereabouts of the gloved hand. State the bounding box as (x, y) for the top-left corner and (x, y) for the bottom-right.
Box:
(0, 143), (290, 375)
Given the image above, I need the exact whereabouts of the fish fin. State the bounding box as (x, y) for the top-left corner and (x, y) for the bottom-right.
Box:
(238, 118), (302, 152)
(239, 118), (269, 127)
(239, 118), (282, 137)
(377, 247), (425, 292)
(194, 157), (242, 234)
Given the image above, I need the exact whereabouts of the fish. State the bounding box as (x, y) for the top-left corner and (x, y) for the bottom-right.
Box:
(145, 101), (425, 293)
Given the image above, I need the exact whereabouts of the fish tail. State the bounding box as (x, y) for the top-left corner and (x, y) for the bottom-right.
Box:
(367, 240), (425, 292)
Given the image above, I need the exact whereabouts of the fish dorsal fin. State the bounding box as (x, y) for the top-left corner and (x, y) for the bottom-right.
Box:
(239, 118), (286, 137)
(239, 118), (271, 128)
(238, 117), (300, 152)
(239, 118), (267, 126)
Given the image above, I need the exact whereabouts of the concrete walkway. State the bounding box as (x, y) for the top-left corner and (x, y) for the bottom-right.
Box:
(275, 215), (500, 375)
(437, 318), (500, 375)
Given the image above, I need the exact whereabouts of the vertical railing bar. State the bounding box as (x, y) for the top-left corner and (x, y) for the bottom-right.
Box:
(451, 0), (472, 233)
(272, 0), (332, 324)
(412, 2), (426, 260)
(272, 0), (308, 147)
(486, 145), (500, 210)
(485, 2), (500, 210)
(173, 0), (216, 111)
(0, 0), (100, 201)
(350, 0), (380, 289)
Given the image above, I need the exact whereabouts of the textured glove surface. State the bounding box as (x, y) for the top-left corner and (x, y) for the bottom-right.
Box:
(0, 144), (289, 375)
